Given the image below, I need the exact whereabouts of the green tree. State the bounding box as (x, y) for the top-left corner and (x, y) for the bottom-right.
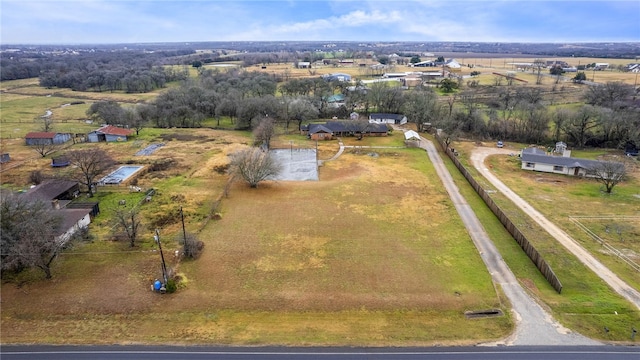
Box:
(439, 78), (459, 93)
(410, 55), (421, 64)
(573, 71), (587, 83)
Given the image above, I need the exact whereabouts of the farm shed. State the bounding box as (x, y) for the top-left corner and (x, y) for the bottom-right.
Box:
(87, 125), (133, 143)
(25, 132), (72, 145)
(520, 147), (623, 178)
(322, 73), (352, 82)
(404, 130), (421, 141)
(55, 208), (92, 243)
(296, 61), (311, 69)
(23, 179), (80, 203)
(369, 113), (408, 125)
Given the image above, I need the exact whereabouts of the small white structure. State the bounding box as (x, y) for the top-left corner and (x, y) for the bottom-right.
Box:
(594, 63), (609, 70)
(404, 130), (421, 141)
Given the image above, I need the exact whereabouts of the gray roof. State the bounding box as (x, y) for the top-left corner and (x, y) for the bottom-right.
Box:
(369, 113), (405, 120)
(307, 121), (387, 134)
(521, 147), (621, 170)
(308, 124), (333, 135)
(23, 179), (79, 202)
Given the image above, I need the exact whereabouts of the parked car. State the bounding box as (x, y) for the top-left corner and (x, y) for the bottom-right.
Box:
(497, 141), (504, 148)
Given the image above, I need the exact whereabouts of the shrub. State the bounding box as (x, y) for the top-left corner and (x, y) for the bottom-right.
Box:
(181, 232), (205, 259)
(29, 170), (44, 185)
(165, 278), (177, 293)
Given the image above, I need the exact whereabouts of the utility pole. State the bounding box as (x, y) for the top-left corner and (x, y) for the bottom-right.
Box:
(180, 206), (187, 256)
(154, 229), (168, 286)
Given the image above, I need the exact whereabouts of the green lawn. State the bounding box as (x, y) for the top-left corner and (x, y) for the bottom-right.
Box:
(448, 139), (640, 342)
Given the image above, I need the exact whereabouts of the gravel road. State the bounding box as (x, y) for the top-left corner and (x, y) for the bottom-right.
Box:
(470, 146), (640, 311)
(418, 137), (600, 346)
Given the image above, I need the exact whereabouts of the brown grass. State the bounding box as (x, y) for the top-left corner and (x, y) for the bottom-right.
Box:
(1, 130), (510, 345)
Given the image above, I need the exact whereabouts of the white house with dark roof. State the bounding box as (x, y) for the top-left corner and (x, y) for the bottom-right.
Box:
(369, 113), (407, 125)
(520, 147), (623, 178)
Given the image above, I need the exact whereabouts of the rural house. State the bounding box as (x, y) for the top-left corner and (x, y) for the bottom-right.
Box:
(25, 132), (72, 146)
(87, 125), (133, 142)
(325, 94), (346, 108)
(369, 113), (408, 125)
(22, 179), (97, 243)
(520, 147), (623, 178)
(302, 121), (389, 140)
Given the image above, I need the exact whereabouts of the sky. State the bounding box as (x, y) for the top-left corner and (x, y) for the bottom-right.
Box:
(1, 0), (639, 45)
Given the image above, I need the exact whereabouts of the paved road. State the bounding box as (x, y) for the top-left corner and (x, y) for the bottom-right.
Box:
(470, 147), (640, 311)
(2, 345), (638, 360)
(417, 137), (599, 346)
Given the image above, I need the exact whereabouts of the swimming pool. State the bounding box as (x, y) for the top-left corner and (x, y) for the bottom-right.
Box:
(99, 165), (144, 185)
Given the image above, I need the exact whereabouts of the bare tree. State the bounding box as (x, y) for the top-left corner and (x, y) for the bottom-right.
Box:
(533, 59), (547, 85)
(180, 232), (204, 259)
(31, 142), (58, 158)
(1, 192), (64, 279)
(562, 105), (600, 149)
(252, 116), (276, 149)
(41, 115), (54, 132)
(67, 148), (115, 197)
(86, 100), (124, 125)
(229, 148), (282, 188)
(589, 160), (627, 194)
(113, 207), (142, 247)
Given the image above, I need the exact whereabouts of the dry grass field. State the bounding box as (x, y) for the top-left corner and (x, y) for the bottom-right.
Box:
(1, 109), (511, 345)
(1, 51), (638, 344)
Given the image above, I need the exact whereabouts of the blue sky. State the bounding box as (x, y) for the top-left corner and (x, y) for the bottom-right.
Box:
(1, 0), (639, 44)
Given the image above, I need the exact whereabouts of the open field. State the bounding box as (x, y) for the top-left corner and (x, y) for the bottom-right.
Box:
(245, 57), (640, 86)
(2, 57), (639, 345)
(1, 103), (511, 345)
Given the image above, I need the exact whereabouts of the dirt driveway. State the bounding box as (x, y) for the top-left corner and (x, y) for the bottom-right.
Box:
(416, 137), (598, 346)
(470, 146), (640, 310)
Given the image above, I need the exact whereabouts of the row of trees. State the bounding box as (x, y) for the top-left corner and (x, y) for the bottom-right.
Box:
(85, 67), (638, 151)
(40, 66), (188, 93)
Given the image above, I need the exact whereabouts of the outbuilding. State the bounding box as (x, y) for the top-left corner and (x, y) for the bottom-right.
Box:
(87, 125), (133, 143)
(369, 113), (408, 125)
(25, 132), (72, 146)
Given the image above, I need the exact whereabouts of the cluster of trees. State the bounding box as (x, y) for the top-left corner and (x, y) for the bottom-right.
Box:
(1, 47), (195, 82)
(83, 64), (638, 153)
(1, 192), (64, 279)
(436, 80), (639, 149)
(39, 65), (188, 93)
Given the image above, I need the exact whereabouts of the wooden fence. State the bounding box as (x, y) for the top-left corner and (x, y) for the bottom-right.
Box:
(434, 135), (563, 293)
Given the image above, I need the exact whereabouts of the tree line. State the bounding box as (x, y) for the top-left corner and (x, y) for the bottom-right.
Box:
(85, 65), (639, 151)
